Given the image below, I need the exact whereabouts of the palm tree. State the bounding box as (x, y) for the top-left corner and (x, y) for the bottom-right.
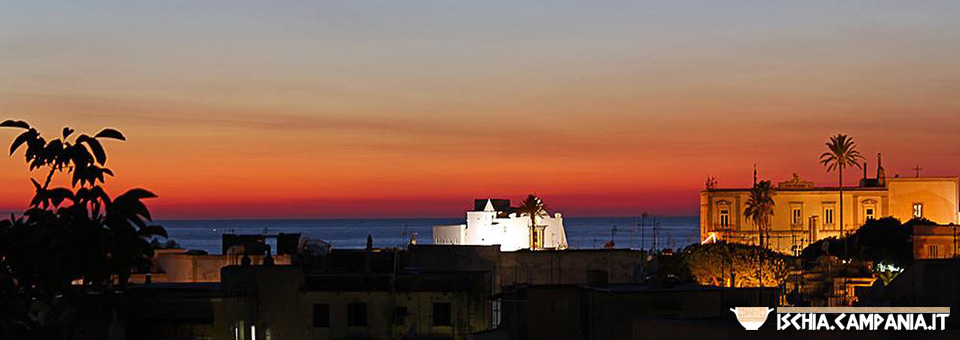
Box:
(516, 194), (548, 250)
(819, 134), (863, 259)
(744, 180), (775, 286)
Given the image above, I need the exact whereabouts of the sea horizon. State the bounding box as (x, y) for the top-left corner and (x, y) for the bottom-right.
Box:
(160, 216), (701, 254)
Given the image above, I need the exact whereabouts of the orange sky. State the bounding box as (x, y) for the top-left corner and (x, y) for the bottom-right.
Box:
(2, 2), (960, 218)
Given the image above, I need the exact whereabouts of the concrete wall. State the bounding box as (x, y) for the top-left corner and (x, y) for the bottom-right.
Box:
(499, 249), (644, 287)
(154, 251), (291, 283)
(434, 224), (465, 245)
(500, 286), (778, 340)
(408, 245), (646, 290)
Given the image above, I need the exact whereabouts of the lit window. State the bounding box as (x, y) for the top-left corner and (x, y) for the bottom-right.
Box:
(719, 209), (730, 227)
(913, 203), (924, 219)
(791, 207), (802, 226)
(824, 208), (834, 225)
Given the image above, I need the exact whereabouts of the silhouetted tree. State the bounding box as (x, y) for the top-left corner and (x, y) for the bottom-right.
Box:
(0, 120), (166, 339)
(802, 217), (915, 268)
(515, 194), (547, 250)
(852, 217), (912, 266)
(820, 134), (863, 259)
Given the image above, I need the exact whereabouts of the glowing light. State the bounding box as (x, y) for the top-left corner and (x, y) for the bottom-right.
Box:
(877, 262), (903, 273)
(701, 232), (718, 244)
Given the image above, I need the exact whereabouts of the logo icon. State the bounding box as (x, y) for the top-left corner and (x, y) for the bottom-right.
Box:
(730, 307), (774, 330)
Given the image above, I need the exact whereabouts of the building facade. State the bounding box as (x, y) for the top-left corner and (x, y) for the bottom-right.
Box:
(434, 199), (568, 251)
(217, 266), (493, 340)
(701, 172), (959, 254)
(912, 224), (960, 259)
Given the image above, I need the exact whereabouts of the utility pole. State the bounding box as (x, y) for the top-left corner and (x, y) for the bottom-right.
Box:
(954, 224), (958, 258)
(652, 219), (660, 252)
(611, 226), (618, 247)
(640, 212), (648, 252)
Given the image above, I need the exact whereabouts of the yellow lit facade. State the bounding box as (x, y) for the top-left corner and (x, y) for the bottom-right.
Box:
(700, 174), (959, 254)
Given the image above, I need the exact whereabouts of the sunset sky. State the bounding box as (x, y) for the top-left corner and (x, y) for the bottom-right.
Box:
(2, 1), (960, 219)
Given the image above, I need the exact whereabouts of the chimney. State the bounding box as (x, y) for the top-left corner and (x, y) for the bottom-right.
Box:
(877, 153), (887, 186)
(863, 161), (868, 180)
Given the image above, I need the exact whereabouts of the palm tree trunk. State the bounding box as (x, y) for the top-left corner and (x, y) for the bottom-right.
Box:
(759, 222), (764, 288)
(839, 166), (844, 257)
(838, 166), (844, 306)
(530, 215), (537, 250)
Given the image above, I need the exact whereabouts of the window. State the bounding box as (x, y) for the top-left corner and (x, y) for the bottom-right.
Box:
(348, 303), (367, 327)
(492, 299), (502, 328)
(791, 207), (802, 226)
(861, 200), (877, 223)
(928, 245), (942, 259)
(824, 207), (835, 225)
(313, 304), (330, 328)
(531, 228), (544, 249)
(432, 302), (452, 326)
(394, 307), (409, 325)
(913, 203), (924, 219)
(716, 201), (731, 229)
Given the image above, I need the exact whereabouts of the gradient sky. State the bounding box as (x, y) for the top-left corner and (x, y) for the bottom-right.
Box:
(2, 1), (960, 218)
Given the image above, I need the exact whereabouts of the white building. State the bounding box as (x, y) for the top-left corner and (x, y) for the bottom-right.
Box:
(433, 199), (568, 252)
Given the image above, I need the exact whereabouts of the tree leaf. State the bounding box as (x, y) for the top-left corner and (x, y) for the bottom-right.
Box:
(0, 120), (31, 130)
(94, 128), (126, 141)
(120, 188), (157, 201)
(47, 188), (75, 207)
(81, 136), (107, 165)
(9, 129), (36, 155)
(62, 127), (75, 139)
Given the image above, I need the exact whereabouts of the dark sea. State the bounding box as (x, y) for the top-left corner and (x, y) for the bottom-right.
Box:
(159, 216), (700, 255)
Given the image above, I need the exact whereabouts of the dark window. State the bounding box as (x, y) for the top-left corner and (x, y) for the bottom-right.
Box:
(395, 306), (408, 318)
(312, 304), (330, 328)
(348, 303), (367, 327)
(394, 306), (409, 325)
(432, 302), (452, 326)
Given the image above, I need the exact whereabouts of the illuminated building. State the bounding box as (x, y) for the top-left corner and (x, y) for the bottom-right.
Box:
(433, 199), (568, 251)
(701, 155), (960, 254)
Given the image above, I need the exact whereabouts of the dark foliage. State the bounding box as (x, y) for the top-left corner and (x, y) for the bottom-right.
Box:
(0, 120), (165, 338)
(800, 217), (914, 267)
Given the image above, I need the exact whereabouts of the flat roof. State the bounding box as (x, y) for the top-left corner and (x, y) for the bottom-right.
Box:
(705, 186), (887, 193)
(704, 176), (958, 193)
